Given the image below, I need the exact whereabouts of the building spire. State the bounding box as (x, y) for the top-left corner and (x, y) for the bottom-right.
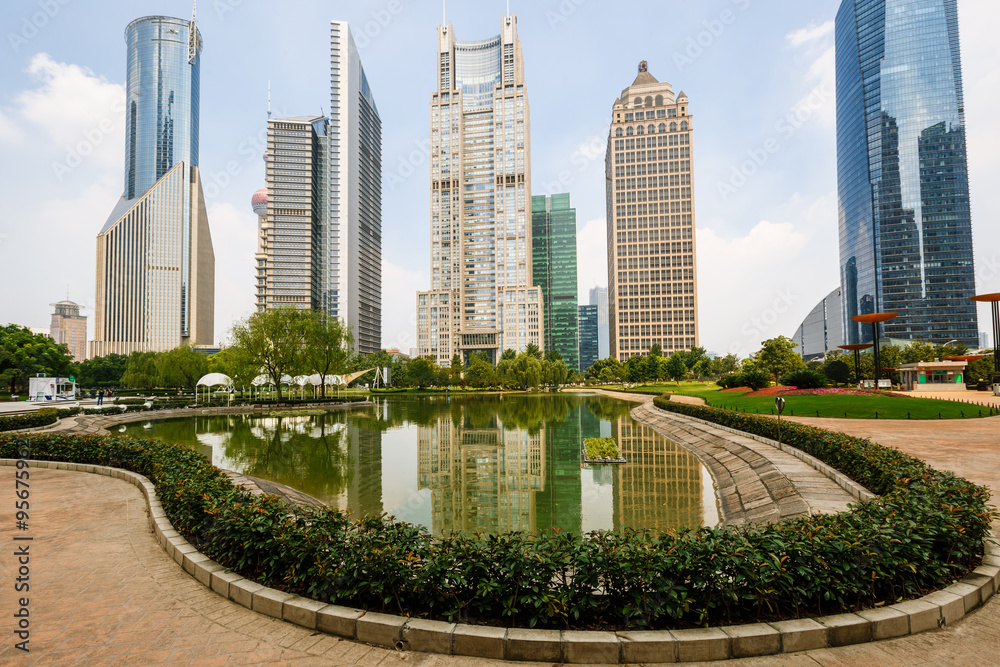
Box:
(188, 0), (198, 64)
(267, 80), (271, 119)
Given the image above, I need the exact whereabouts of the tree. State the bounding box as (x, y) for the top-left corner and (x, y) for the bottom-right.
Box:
(407, 357), (437, 389)
(544, 349), (563, 364)
(78, 353), (128, 388)
(666, 353), (688, 384)
(450, 354), (464, 386)
(682, 346), (708, 371)
(121, 351), (158, 390)
(525, 343), (542, 360)
(543, 358), (569, 391)
(156, 346), (209, 391)
(0, 324), (76, 394)
(229, 308), (309, 400)
(754, 336), (803, 384)
(586, 357), (621, 382)
(823, 359), (852, 386)
(302, 312), (353, 397)
(500, 348), (517, 362)
(206, 347), (257, 389)
(465, 354), (496, 388)
(718, 353), (740, 376)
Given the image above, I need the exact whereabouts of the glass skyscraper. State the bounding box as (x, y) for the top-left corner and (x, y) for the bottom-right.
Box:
(92, 14), (214, 357)
(417, 14), (544, 366)
(837, 0), (978, 346)
(578, 305), (599, 373)
(532, 194), (579, 371)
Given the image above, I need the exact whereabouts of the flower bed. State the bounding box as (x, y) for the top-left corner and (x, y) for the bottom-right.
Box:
(723, 385), (910, 399)
(1, 405), (991, 631)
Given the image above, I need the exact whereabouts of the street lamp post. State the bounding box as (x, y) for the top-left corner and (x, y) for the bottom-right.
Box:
(839, 344), (873, 385)
(850, 312), (899, 387)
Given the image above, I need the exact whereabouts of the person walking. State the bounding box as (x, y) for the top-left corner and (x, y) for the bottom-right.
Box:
(97, 389), (104, 406)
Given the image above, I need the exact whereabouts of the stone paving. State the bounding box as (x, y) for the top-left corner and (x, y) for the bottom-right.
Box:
(632, 403), (856, 525)
(4, 396), (1000, 665)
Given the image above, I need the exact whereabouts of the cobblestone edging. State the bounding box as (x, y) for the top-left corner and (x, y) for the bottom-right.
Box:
(3, 458), (997, 663)
(653, 406), (877, 504)
(632, 405), (857, 527)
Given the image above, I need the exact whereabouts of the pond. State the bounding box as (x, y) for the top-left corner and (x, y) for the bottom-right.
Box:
(121, 394), (719, 537)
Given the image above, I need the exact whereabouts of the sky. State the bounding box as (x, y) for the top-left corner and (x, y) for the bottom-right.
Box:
(1, 0), (998, 357)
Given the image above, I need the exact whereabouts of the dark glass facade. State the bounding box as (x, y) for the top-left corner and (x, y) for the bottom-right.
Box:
(837, 0), (978, 346)
(531, 194), (579, 369)
(578, 305), (599, 373)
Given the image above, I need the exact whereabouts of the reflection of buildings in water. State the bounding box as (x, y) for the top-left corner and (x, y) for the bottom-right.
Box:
(418, 417), (545, 536)
(347, 422), (383, 519)
(535, 404), (583, 535)
(611, 418), (704, 532)
(591, 465), (614, 487)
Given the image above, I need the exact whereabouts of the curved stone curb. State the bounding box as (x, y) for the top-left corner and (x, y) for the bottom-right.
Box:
(650, 402), (876, 504)
(2, 457), (997, 663)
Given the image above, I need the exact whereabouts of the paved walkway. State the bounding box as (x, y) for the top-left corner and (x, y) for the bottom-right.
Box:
(3, 403), (1000, 665)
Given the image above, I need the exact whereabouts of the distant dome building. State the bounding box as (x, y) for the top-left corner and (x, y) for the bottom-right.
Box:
(251, 188), (268, 217)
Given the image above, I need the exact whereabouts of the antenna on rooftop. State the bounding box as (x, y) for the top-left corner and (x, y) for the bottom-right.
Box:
(267, 80), (271, 119)
(188, 0), (198, 64)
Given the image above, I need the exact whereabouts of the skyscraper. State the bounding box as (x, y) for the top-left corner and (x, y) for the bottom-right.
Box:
(50, 299), (87, 362)
(254, 116), (328, 312)
(589, 286), (609, 359)
(606, 61), (698, 362)
(578, 304), (599, 373)
(330, 21), (382, 355)
(532, 193), (579, 370)
(92, 12), (214, 357)
(837, 0), (978, 346)
(417, 14), (543, 366)
(249, 22), (381, 355)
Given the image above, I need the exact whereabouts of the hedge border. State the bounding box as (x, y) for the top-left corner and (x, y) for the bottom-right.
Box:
(4, 458), (998, 663)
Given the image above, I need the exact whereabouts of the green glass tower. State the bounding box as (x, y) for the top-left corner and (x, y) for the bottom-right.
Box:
(532, 193), (579, 370)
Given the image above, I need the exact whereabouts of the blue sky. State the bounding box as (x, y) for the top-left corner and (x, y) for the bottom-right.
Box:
(2, 0), (998, 356)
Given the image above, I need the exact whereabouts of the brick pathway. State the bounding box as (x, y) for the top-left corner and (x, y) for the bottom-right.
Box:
(3, 402), (1000, 665)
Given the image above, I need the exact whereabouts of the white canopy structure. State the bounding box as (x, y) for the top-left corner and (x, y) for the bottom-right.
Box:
(195, 373), (234, 404)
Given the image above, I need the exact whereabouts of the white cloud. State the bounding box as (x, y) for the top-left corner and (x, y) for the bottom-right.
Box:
(381, 260), (423, 353)
(786, 20), (834, 49)
(697, 217), (831, 357)
(576, 217), (608, 303)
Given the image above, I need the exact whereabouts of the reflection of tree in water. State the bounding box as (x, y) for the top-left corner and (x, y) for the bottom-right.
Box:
(585, 395), (634, 422)
(221, 414), (352, 503)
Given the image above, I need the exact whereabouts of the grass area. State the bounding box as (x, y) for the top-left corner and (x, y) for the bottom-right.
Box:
(583, 437), (623, 461)
(628, 382), (996, 420)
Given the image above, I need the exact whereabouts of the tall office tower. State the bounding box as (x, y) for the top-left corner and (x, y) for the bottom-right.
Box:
(589, 286), (609, 359)
(49, 299), (87, 362)
(417, 14), (543, 366)
(532, 194), (579, 370)
(254, 116), (328, 311)
(91, 12), (214, 358)
(330, 21), (382, 355)
(606, 61), (698, 362)
(578, 305), (599, 373)
(837, 0), (978, 346)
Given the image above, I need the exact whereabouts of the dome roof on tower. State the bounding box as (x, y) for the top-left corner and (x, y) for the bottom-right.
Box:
(251, 188), (268, 216)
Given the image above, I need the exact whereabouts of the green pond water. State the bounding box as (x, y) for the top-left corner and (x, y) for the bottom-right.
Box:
(121, 394), (718, 536)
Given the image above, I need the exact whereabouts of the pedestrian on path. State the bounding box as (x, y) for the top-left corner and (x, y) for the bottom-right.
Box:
(98, 389), (104, 406)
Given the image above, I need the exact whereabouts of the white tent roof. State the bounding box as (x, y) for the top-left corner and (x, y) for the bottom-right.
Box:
(196, 373), (233, 388)
(251, 374), (293, 386)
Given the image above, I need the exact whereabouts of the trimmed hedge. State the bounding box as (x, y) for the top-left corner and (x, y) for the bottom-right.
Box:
(1, 401), (992, 631)
(0, 410), (58, 432)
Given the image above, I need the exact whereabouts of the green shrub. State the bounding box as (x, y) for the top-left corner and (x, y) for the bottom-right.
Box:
(584, 437), (621, 460)
(781, 369), (829, 389)
(716, 374), (744, 389)
(0, 410), (59, 432)
(1, 404), (990, 631)
(741, 369), (771, 391)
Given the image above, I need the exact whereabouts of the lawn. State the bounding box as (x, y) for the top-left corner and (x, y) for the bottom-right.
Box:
(628, 383), (996, 420)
